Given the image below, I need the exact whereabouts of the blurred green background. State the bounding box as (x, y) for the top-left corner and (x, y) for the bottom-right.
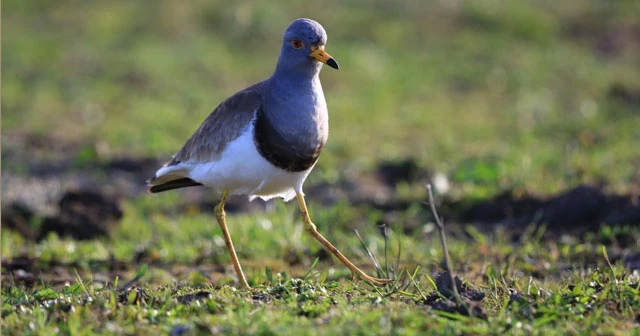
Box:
(3, 0), (640, 195)
(2, 3), (640, 333)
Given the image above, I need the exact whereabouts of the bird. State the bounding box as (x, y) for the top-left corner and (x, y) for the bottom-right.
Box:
(147, 18), (391, 288)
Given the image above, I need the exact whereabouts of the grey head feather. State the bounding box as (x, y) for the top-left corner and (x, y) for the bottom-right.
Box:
(274, 18), (330, 77)
(285, 18), (328, 46)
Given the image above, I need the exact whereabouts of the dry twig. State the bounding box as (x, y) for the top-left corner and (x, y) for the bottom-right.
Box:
(425, 184), (467, 311)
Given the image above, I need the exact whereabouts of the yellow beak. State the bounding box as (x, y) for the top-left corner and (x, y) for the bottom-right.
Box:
(310, 46), (339, 69)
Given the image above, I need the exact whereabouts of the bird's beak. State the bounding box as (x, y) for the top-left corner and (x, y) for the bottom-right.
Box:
(310, 45), (339, 69)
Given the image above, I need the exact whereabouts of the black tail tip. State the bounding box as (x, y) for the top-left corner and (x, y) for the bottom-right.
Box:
(147, 178), (203, 193)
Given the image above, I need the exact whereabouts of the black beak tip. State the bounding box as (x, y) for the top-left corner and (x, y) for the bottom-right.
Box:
(326, 58), (340, 70)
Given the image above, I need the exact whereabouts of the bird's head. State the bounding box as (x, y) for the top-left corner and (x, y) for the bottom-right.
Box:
(275, 18), (339, 75)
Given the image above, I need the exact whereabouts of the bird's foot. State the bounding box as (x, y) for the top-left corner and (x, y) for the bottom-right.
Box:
(356, 273), (394, 287)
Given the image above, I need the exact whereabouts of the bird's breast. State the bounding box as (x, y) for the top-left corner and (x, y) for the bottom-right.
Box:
(253, 106), (327, 172)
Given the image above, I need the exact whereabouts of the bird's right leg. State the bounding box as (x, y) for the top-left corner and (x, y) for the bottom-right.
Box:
(214, 190), (250, 288)
(296, 193), (392, 286)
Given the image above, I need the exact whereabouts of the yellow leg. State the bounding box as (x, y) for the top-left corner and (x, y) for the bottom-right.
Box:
(214, 190), (250, 288)
(296, 193), (392, 286)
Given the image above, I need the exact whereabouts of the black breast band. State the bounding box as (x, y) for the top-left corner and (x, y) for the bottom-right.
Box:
(253, 108), (322, 172)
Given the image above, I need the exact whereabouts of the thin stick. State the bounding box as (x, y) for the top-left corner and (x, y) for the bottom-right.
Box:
(354, 229), (384, 276)
(426, 184), (466, 310)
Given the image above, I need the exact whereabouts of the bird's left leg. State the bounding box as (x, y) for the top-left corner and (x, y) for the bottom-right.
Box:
(214, 190), (250, 288)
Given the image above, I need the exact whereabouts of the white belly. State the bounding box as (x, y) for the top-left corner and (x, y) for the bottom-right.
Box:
(184, 123), (313, 201)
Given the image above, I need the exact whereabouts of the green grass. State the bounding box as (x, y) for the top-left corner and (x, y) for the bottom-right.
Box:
(3, 194), (639, 334)
(2, 216), (639, 334)
(3, 0), (640, 334)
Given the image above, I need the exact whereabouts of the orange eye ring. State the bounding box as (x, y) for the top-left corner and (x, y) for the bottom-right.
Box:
(291, 38), (303, 49)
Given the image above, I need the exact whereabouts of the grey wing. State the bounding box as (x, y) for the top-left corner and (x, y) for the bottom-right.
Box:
(146, 82), (264, 191)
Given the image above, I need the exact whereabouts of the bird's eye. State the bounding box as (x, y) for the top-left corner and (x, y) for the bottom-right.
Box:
(291, 38), (303, 49)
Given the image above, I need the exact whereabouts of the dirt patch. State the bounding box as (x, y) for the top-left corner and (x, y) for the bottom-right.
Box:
(376, 158), (427, 187)
(118, 286), (151, 305)
(176, 291), (214, 304)
(564, 17), (640, 57)
(1, 254), (128, 288)
(0, 253), (226, 290)
(2, 203), (38, 240)
(608, 82), (640, 107)
(452, 185), (640, 232)
(2, 189), (123, 241)
(39, 189), (123, 241)
(421, 271), (487, 319)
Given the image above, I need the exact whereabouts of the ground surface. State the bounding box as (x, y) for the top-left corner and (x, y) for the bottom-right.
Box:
(2, 1), (640, 335)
